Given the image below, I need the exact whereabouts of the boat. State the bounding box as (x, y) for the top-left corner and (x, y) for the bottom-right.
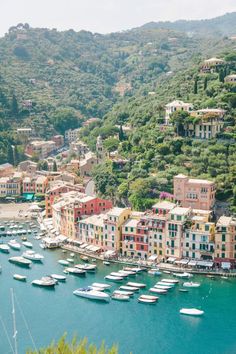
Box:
(161, 278), (179, 284)
(119, 285), (139, 291)
(64, 267), (86, 276)
(221, 276), (229, 280)
(70, 253), (75, 257)
(8, 240), (21, 250)
(138, 298), (156, 304)
(91, 258), (97, 262)
(35, 236), (41, 240)
(32, 276), (57, 287)
(103, 261), (110, 266)
(66, 258), (74, 263)
(156, 281), (175, 287)
(118, 270), (136, 276)
(73, 288), (110, 302)
(183, 282), (201, 288)
(22, 250), (44, 261)
(154, 284), (172, 290)
(179, 289), (189, 293)
(75, 264), (97, 272)
(180, 308), (204, 316)
(89, 285), (107, 292)
(148, 270), (162, 276)
(39, 243), (46, 249)
(22, 241), (33, 248)
(111, 293), (130, 301)
(149, 287), (167, 294)
(173, 272), (193, 278)
(80, 256), (89, 262)
(113, 290), (134, 296)
(127, 282), (146, 288)
(58, 260), (69, 266)
(110, 272), (126, 278)
(139, 295), (158, 301)
(206, 275), (216, 280)
(21, 236), (27, 241)
(50, 274), (66, 281)
(104, 275), (123, 282)
(91, 282), (111, 289)
(162, 270), (171, 274)
(13, 274), (27, 281)
(0, 244), (10, 253)
(9, 256), (31, 267)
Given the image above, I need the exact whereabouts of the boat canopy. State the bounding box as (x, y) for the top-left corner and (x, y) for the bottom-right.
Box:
(167, 257), (176, 263)
(178, 259), (189, 265)
(197, 260), (214, 267)
(221, 262), (231, 269)
(80, 243), (88, 249)
(188, 260), (197, 266)
(148, 255), (158, 261)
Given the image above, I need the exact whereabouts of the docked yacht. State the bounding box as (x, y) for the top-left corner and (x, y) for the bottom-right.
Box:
(8, 240), (21, 250)
(22, 250), (44, 262)
(110, 272), (127, 278)
(64, 267), (86, 276)
(73, 288), (110, 302)
(0, 244), (10, 253)
(156, 281), (175, 287)
(22, 241), (33, 248)
(154, 284), (172, 290)
(9, 256), (31, 267)
(103, 261), (110, 266)
(139, 295), (158, 301)
(148, 269), (162, 276)
(180, 308), (204, 316)
(138, 297), (156, 304)
(32, 276), (57, 287)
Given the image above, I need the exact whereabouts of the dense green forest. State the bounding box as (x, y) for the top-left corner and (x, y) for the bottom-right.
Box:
(0, 14), (236, 211)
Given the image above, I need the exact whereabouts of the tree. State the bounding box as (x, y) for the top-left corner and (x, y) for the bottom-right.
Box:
(204, 76), (208, 90)
(38, 160), (49, 171)
(11, 94), (19, 117)
(118, 125), (125, 141)
(13, 145), (20, 165)
(53, 160), (57, 171)
(170, 111), (190, 136)
(219, 69), (225, 83)
(7, 144), (14, 164)
(103, 138), (119, 153)
(193, 77), (198, 94)
(52, 108), (79, 134)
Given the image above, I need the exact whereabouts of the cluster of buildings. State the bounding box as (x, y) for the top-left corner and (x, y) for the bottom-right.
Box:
(48, 174), (236, 268)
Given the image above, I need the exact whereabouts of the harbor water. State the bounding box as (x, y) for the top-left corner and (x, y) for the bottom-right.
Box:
(0, 221), (236, 354)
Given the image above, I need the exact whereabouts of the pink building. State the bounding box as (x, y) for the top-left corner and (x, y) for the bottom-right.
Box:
(174, 174), (216, 210)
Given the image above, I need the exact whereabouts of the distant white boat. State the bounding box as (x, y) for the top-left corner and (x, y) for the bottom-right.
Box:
(75, 264), (97, 272)
(64, 267), (86, 276)
(113, 290), (134, 296)
(173, 272), (193, 278)
(8, 240), (21, 250)
(183, 282), (201, 288)
(138, 298), (156, 304)
(127, 282), (146, 288)
(58, 260), (69, 266)
(105, 275), (123, 282)
(161, 278), (179, 284)
(112, 293), (130, 301)
(110, 272), (126, 278)
(13, 274), (27, 282)
(32, 276), (57, 287)
(22, 250), (44, 261)
(9, 256), (31, 267)
(103, 261), (110, 266)
(149, 287), (167, 294)
(92, 282), (111, 289)
(80, 256), (89, 262)
(154, 284), (172, 290)
(148, 270), (162, 276)
(140, 295), (158, 301)
(70, 253), (75, 257)
(180, 308), (204, 316)
(119, 270), (136, 276)
(22, 241), (33, 248)
(66, 258), (74, 263)
(0, 244), (10, 253)
(73, 288), (110, 302)
(50, 274), (66, 281)
(119, 285), (139, 292)
(156, 281), (175, 287)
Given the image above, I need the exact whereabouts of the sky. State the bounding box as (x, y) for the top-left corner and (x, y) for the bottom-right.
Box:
(1, 0), (236, 36)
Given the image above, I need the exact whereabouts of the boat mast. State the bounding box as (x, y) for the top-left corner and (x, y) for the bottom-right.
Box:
(11, 288), (18, 354)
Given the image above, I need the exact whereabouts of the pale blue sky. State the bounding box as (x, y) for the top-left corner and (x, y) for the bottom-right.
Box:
(1, 0), (236, 36)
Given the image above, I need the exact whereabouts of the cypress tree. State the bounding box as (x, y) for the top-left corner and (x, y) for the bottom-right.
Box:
(7, 144), (14, 164)
(118, 125), (124, 141)
(53, 160), (58, 172)
(204, 76), (208, 90)
(194, 78), (198, 94)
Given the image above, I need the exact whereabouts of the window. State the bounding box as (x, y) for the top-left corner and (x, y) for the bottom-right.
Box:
(192, 252), (195, 258)
(205, 225), (209, 231)
(192, 234), (195, 241)
(177, 215), (181, 221)
(222, 234), (226, 242)
(222, 253), (225, 258)
(186, 242), (189, 247)
(125, 227), (128, 232)
(192, 243), (195, 250)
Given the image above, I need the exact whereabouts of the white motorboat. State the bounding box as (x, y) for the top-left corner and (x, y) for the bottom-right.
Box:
(127, 282), (146, 289)
(22, 250), (44, 261)
(138, 298), (156, 304)
(110, 272), (126, 278)
(0, 244), (10, 253)
(103, 261), (110, 265)
(140, 295), (158, 301)
(111, 293), (130, 301)
(156, 281), (175, 287)
(183, 282), (201, 288)
(161, 278), (179, 284)
(8, 240), (21, 250)
(149, 287), (167, 294)
(58, 260), (69, 266)
(154, 284), (172, 290)
(173, 272), (193, 278)
(13, 274), (27, 282)
(22, 241), (33, 248)
(73, 288), (110, 302)
(113, 290), (134, 296)
(119, 285), (139, 291)
(50, 274), (66, 281)
(92, 282), (111, 289)
(80, 256), (89, 262)
(32, 276), (57, 287)
(75, 264), (97, 272)
(64, 267), (86, 276)
(9, 256), (31, 267)
(119, 270), (136, 276)
(180, 308), (204, 316)
(104, 275), (123, 282)
(67, 258), (74, 263)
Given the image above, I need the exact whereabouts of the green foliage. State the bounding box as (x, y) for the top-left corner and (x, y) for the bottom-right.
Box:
(103, 138), (119, 153)
(51, 108), (80, 134)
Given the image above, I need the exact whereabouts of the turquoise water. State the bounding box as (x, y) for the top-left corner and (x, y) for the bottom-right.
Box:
(0, 221), (236, 354)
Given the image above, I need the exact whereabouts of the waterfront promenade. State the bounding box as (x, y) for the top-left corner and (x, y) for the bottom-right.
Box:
(0, 202), (31, 220)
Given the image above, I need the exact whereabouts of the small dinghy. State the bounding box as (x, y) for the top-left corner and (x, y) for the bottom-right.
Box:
(104, 275), (123, 282)
(111, 293), (130, 301)
(70, 253), (75, 257)
(92, 282), (111, 289)
(13, 274), (27, 282)
(0, 244), (10, 253)
(50, 274), (66, 281)
(179, 288), (189, 293)
(113, 290), (134, 296)
(173, 272), (192, 278)
(103, 261), (110, 266)
(180, 308), (204, 316)
(139, 295), (158, 301)
(22, 241), (33, 248)
(149, 287), (167, 294)
(58, 260), (69, 266)
(161, 278), (179, 284)
(154, 284), (172, 290)
(127, 282), (146, 288)
(138, 297), (156, 304)
(148, 270), (162, 276)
